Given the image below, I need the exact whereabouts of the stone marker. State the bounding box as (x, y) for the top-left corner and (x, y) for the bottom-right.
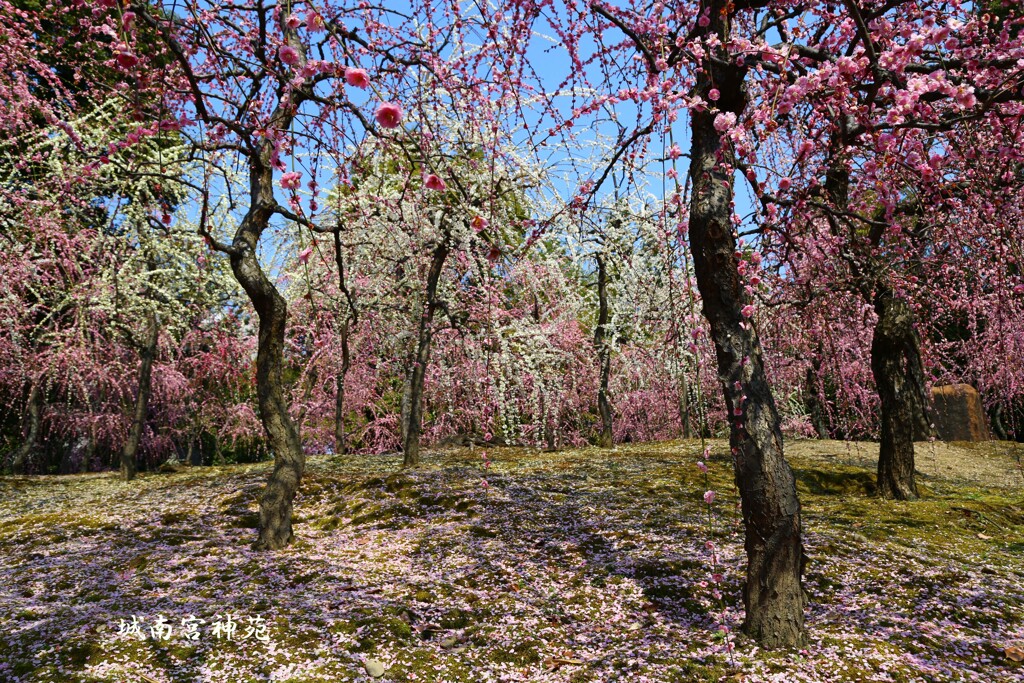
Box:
(929, 384), (992, 441)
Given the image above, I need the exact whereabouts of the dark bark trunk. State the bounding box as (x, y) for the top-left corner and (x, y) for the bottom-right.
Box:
(10, 382), (43, 474)
(823, 117), (933, 494)
(871, 290), (923, 500)
(232, 224), (304, 548)
(230, 154), (305, 549)
(678, 372), (692, 439)
(688, 11), (806, 646)
(806, 353), (829, 439)
(334, 324), (351, 455)
(121, 310), (159, 482)
(403, 242), (448, 467)
(81, 423), (96, 474)
(991, 404), (1008, 441)
(595, 254), (614, 447)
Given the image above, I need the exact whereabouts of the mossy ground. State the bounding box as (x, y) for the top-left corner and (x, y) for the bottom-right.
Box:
(0, 439), (1021, 682)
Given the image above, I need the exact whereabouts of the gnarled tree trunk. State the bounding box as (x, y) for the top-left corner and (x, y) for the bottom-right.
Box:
(121, 309), (159, 481)
(688, 12), (806, 646)
(871, 289), (928, 499)
(232, 213), (304, 549)
(595, 253), (614, 447)
(10, 382), (43, 474)
(403, 241), (449, 467)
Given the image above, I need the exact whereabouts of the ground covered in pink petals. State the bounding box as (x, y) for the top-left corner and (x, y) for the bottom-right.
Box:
(1, 440), (1022, 682)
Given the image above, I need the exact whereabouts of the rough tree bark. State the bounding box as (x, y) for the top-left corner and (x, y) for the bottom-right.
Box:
(10, 382), (43, 474)
(403, 241), (449, 467)
(687, 7), (807, 647)
(871, 289), (928, 499)
(231, 195), (304, 549)
(594, 253), (614, 447)
(120, 309), (159, 482)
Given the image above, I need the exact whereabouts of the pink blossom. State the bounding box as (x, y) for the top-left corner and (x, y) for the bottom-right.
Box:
(471, 215), (488, 232)
(280, 171), (302, 191)
(741, 304), (755, 318)
(306, 11), (326, 32)
(424, 174), (446, 191)
(298, 246), (313, 265)
(344, 68), (370, 89)
(713, 112), (736, 132)
(285, 14), (301, 29)
(708, 88), (721, 101)
(778, 177), (792, 191)
(712, 573), (724, 583)
(279, 45), (300, 66)
(697, 461), (708, 473)
(703, 490), (715, 505)
(375, 102), (403, 129)
(115, 47), (139, 69)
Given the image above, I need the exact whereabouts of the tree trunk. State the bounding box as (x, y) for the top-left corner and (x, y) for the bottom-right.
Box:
(595, 253), (614, 447)
(806, 353), (830, 439)
(333, 228), (357, 456)
(871, 290), (924, 500)
(403, 242), (448, 467)
(231, 169), (305, 550)
(121, 309), (159, 482)
(678, 372), (692, 439)
(688, 13), (806, 646)
(10, 382), (43, 474)
(334, 323), (351, 455)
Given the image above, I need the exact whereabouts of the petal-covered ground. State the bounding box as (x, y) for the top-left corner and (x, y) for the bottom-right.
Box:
(1, 440), (1022, 682)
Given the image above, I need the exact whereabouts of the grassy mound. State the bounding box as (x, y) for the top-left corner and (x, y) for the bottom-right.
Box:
(0, 440), (1021, 682)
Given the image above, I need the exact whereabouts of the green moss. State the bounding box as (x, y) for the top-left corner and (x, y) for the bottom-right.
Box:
(489, 638), (543, 665)
(439, 608), (474, 629)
